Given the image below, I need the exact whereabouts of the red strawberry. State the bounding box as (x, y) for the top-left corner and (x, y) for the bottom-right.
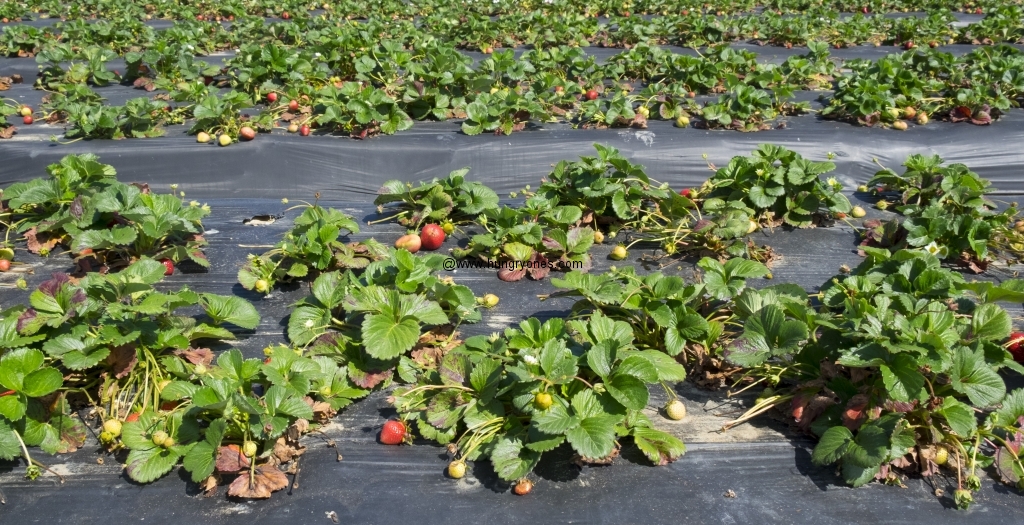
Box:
(266, 92), (278, 103)
(585, 89), (599, 101)
(679, 188), (693, 198)
(299, 124), (310, 136)
(380, 420), (406, 445)
(281, 11), (290, 20)
(1008, 332), (1024, 363)
(420, 224), (446, 251)
(160, 259), (174, 276)
(239, 126), (256, 141)
(22, 115), (33, 125)
(125, 413), (141, 423)
(289, 100), (299, 112)
(0, 260), (10, 272)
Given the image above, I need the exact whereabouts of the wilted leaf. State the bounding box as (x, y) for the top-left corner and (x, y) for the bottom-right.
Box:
(227, 465), (289, 499)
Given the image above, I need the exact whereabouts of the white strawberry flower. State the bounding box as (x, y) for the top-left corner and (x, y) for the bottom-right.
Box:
(521, 354), (539, 365)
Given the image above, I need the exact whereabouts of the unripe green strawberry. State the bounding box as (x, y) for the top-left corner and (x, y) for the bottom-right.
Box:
(893, 120), (908, 131)
(593, 230), (605, 244)
(857, 184), (869, 192)
(194, 363), (208, 375)
(851, 206), (866, 218)
(441, 221), (455, 235)
(99, 431), (115, 443)
(747, 220), (758, 234)
(152, 430), (169, 447)
(482, 293), (499, 308)
(610, 245), (628, 260)
(675, 115), (689, 127)
(162, 436), (175, 448)
(243, 441), (258, 458)
(664, 399), (687, 420)
(934, 447), (948, 465)
(533, 392), (553, 410)
(916, 113), (929, 125)
(103, 419), (122, 438)
(448, 460), (466, 479)
(255, 279), (270, 293)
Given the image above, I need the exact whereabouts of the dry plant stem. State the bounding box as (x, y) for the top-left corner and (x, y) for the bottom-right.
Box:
(720, 394), (793, 432)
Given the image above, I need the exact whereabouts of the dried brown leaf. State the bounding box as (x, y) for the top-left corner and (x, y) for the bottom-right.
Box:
(106, 345), (138, 379)
(216, 444), (250, 473)
(227, 465), (289, 499)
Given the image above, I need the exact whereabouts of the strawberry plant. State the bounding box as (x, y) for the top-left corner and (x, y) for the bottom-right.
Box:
(1, 154), (210, 270)
(702, 144), (852, 227)
(543, 259), (768, 365)
(724, 248), (1024, 506)
(461, 89), (549, 136)
(1, 99), (18, 139)
(372, 169), (499, 230)
(285, 250), (482, 393)
(63, 97), (170, 140)
(238, 201), (389, 294)
(862, 154), (1024, 270)
(390, 313), (687, 484)
(35, 44), (119, 90)
(526, 143), (671, 230)
(117, 345), (365, 496)
(313, 82), (413, 138)
(0, 259), (260, 480)
(187, 91), (260, 141)
(698, 84), (809, 131)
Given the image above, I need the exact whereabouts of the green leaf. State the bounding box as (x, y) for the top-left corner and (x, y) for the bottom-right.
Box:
(950, 347), (1006, 407)
(533, 401), (579, 434)
(469, 358), (501, 403)
(182, 418), (226, 482)
(490, 437), (541, 481)
(200, 294), (260, 329)
(0, 348), (62, 397)
(586, 341), (615, 379)
(971, 303), (1011, 342)
(811, 426), (854, 466)
(936, 398), (977, 438)
(287, 305), (331, 346)
(607, 374), (649, 411)
(21, 368), (63, 398)
(539, 339), (577, 384)
(622, 350), (687, 382)
(993, 389), (1024, 427)
(125, 445), (183, 483)
(0, 419), (22, 460)
(879, 354), (926, 403)
(362, 314), (421, 360)
(632, 426), (686, 465)
(565, 414), (618, 460)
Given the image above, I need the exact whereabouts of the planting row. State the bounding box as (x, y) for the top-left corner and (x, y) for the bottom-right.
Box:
(0, 0), (1018, 25)
(4, 38), (1024, 141)
(1, 145), (1024, 504)
(3, 6), (1024, 56)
